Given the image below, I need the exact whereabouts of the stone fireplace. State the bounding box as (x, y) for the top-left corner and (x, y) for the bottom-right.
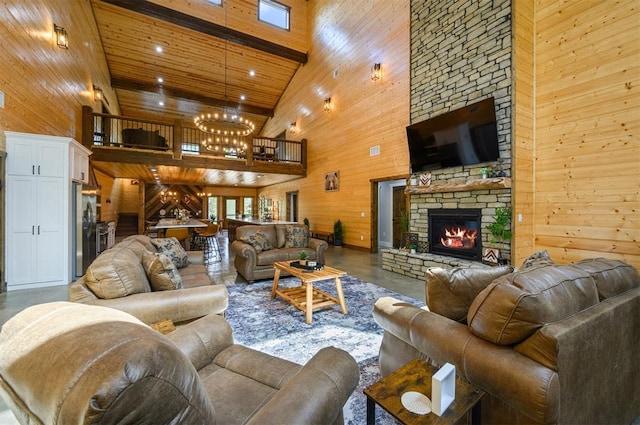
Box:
(381, 0), (514, 279)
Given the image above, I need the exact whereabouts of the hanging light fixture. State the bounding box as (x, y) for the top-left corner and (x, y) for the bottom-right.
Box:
(54, 24), (68, 49)
(324, 97), (332, 112)
(197, 5), (254, 154)
(93, 85), (103, 101)
(371, 63), (382, 81)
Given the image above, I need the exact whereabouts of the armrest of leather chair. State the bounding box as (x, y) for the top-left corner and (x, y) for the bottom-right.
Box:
(167, 314), (234, 370)
(230, 240), (257, 259)
(307, 238), (328, 263)
(85, 285), (229, 325)
(245, 347), (359, 425)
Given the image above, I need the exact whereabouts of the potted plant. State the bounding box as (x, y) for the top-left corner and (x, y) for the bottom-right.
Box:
(303, 217), (309, 227)
(486, 207), (512, 243)
(333, 219), (343, 247)
(400, 210), (410, 248)
(298, 251), (309, 265)
(480, 167), (491, 179)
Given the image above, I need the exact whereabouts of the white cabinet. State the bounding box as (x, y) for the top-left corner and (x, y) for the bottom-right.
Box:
(4, 132), (89, 290)
(6, 137), (66, 177)
(70, 143), (91, 183)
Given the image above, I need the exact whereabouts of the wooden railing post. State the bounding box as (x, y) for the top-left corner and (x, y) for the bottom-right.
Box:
(81, 105), (94, 148)
(173, 120), (183, 159)
(301, 138), (307, 171)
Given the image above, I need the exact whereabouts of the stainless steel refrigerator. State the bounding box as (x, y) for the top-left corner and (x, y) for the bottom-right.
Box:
(73, 182), (98, 278)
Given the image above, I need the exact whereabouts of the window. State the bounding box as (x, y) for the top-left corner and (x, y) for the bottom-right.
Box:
(207, 0), (222, 5)
(243, 197), (254, 217)
(258, 0), (290, 30)
(208, 196), (219, 221)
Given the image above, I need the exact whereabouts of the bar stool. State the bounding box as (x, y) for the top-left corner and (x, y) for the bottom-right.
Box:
(197, 222), (222, 262)
(164, 228), (190, 249)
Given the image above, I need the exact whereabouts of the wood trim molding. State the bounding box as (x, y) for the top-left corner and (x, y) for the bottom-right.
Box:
(405, 177), (511, 194)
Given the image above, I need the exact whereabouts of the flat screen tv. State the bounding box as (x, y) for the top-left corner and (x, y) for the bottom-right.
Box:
(407, 97), (500, 173)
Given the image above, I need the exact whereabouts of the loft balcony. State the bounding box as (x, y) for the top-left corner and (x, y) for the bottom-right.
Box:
(81, 106), (306, 186)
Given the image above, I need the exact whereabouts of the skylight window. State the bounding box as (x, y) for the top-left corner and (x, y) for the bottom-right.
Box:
(207, 0), (222, 5)
(258, 0), (290, 30)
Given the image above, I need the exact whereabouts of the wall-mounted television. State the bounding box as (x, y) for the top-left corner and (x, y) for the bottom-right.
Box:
(407, 97), (500, 173)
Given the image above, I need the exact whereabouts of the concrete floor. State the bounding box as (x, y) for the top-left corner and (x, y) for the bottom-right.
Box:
(0, 231), (425, 326)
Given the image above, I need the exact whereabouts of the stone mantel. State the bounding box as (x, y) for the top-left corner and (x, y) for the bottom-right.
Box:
(405, 177), (511, 195)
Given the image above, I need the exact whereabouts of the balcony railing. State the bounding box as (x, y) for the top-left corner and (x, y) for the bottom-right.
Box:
(82, 106), (305, 167)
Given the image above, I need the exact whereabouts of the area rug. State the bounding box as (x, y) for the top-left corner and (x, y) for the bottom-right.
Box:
(224, 275), (425, 425)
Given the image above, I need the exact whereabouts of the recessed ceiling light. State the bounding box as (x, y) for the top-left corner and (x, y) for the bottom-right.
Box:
(249, 70), (256, 77)
(157, 77), (163, 83)
(240, 95), (246, 101)
(158, 101), (165, 106)
(155, 46), (163, 53)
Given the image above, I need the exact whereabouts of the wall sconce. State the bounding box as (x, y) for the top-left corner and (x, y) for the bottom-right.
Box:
(289, 122), (298, 133)
(54, 24), (68, 49)
(371, 63), (382, 81)
(93, 85), (103, 102)
(323, 97), (332, 112)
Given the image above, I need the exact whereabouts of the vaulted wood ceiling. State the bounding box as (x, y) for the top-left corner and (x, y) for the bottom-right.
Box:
(89, 0), (308, 187)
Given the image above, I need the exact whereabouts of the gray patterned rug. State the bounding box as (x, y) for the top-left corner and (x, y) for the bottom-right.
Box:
(224, 275), (424, 425)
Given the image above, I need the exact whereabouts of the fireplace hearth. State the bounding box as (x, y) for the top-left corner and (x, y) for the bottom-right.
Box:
(428, 209), (482, 261)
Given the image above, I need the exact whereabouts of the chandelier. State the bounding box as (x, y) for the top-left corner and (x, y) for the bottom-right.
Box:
(194, 112), (255, 137)
(196, 5), (254, 154)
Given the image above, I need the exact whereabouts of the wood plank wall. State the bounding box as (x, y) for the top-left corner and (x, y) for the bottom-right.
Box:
(0, 0), (119, 145)
(512, 1), (536, 265)
(533, 0), (639, 268)
(258, 0), (411, 248)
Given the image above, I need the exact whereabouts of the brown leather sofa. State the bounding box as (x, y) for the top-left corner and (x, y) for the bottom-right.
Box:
(231, 224), (328, 282)
(121, 127), (168, 149)
(70, 234), (228, 325)
(373, 257), (640, 424)
(0, 302), (360, 424)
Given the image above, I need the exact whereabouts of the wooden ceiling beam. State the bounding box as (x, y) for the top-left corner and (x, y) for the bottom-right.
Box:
(111, 77), (274, 117)
(100, 0), (308, 64)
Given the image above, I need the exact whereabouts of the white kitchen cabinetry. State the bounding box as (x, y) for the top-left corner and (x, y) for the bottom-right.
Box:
(70, 143), (91, 183)
(5, 132), (89, 290)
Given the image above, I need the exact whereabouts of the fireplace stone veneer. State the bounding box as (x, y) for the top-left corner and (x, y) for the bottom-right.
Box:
(381, 177), (511, 279)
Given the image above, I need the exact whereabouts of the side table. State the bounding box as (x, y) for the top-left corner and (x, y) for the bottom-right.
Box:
(364, 359), (485, 424)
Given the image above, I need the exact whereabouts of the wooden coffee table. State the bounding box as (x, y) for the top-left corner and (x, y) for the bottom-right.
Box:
(271, 261), (348, 324)
(364, 359), (485, 425)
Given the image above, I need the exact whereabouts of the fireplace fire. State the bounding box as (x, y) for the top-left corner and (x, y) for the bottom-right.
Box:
(440, 226), (478, 248)
(428, 209), (482, 261)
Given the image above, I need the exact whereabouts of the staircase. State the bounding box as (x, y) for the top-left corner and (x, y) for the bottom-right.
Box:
(116, 213), (138, 238)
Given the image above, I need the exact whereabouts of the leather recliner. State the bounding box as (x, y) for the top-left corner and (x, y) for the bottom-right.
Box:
(0, 302), (360, 425)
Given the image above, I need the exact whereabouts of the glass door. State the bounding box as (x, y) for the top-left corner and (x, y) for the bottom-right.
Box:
(224, 197), (239, 220)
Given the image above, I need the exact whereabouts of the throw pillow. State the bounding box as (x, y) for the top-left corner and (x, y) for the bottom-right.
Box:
(467, 264), (599, 345)
(426, 265), (514, 322)
(520, 250), (555, 270)
(142, 251), (183, 291)
(84, 248), (151, 299)
(284, 225), (308, 248)
(151, 237), (189, 269)
(239, 231), (274, 253)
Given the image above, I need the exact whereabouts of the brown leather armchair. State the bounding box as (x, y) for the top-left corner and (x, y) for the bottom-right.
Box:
(0, 302), (360, 425)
